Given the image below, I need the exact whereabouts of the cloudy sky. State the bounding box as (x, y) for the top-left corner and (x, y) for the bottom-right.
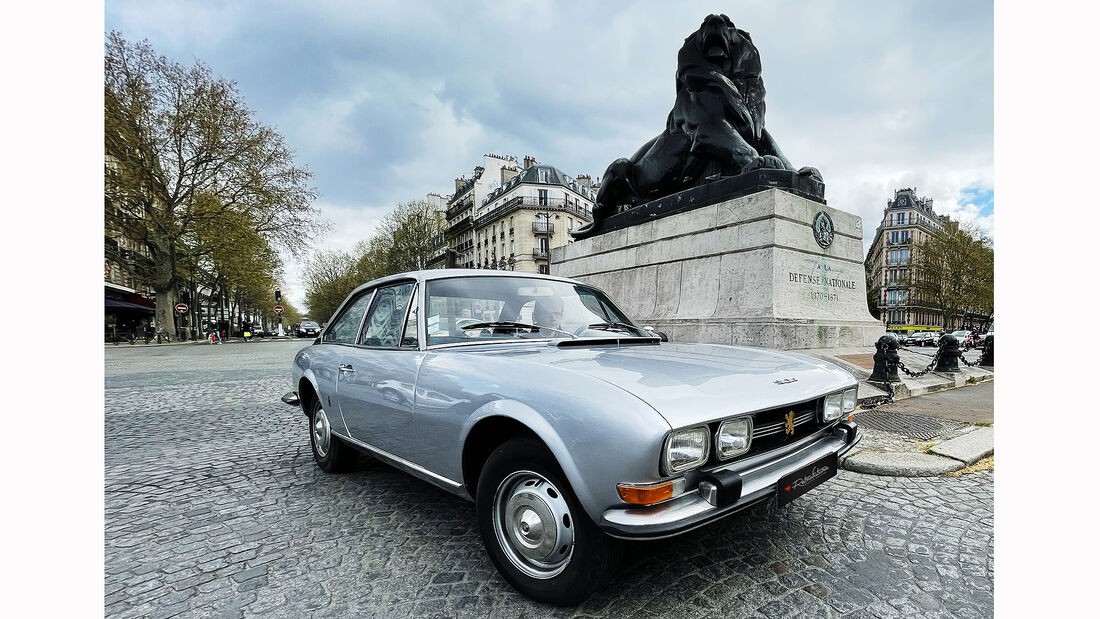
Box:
(104, 0), (992, 313)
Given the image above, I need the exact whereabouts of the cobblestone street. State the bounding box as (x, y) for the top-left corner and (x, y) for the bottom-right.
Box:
(106, 341), (993, 618)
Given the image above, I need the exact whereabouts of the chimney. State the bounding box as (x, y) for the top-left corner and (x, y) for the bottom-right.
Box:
(523, 155), (537, 169)
(501, 166), (519, 185)
(454, 177), (465, 192)
(576, 174), (592, 189)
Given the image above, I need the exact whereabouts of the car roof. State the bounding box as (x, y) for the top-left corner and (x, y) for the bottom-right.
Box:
(344, 269), (585, 299)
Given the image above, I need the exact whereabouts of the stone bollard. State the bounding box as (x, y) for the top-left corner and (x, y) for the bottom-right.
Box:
(868, 334), (901, 382)
(979, 334), (993, 366)
(934, 334), (961, 372)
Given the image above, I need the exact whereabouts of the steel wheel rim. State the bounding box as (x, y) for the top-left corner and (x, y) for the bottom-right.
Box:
(312, 406), (331, 458)
(492, 470), (575, 579)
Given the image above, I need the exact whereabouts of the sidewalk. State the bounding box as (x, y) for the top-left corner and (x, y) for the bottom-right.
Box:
(104, 335), (303, 347)
(794, 345), (994, 477)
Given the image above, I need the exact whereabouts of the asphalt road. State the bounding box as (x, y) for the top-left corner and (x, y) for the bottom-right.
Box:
(105, 340), (993, 618)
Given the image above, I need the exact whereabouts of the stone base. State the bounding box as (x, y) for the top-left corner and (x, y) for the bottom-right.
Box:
(551, 188), (884, 350)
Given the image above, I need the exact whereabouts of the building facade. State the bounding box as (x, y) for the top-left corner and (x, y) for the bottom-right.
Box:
(864, 188), (955, 333)
(444, 155), (594, 273)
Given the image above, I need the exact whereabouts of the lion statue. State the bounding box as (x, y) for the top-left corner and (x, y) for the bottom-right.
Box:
(571, 14), (821, 239)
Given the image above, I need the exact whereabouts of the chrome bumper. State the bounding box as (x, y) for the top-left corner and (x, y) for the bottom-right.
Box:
(281, 391), (301, 407)
(599, 421), (862, 539)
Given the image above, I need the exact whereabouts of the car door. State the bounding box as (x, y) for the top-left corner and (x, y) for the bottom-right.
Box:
(336, 281), (427, 460)
(313, 289), (376, 435)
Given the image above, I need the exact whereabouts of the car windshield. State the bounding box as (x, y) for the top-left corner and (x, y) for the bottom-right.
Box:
(302, 322), (319, 328)
(425, 276), (643, 346)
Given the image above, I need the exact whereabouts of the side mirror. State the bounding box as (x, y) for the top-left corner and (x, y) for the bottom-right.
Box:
(644, 326), (670, 342)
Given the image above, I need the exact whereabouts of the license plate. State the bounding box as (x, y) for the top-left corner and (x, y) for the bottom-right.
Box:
(776, 452), (837, 508)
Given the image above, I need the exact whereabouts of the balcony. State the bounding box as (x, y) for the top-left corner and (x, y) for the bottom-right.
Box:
(532, 248), (549, 259)
(473, 196), (591, 229)
(532, 222), (555, 235)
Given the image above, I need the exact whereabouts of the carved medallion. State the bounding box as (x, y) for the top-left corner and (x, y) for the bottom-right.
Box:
(812, 211), (834, 249)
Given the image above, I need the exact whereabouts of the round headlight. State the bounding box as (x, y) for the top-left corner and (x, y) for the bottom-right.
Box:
(662, 426), (710, 475)
(716, 417), (752, 459)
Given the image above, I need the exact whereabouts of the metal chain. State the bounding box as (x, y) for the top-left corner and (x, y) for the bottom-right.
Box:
(958, 349), (981, 367)
(895, 348), (941, 378)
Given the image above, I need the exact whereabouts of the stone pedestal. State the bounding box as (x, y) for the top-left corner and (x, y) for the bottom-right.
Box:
(551, 189), (883, 349)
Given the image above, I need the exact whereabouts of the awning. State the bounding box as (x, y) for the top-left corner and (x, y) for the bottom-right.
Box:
(105, 299), (155, 314)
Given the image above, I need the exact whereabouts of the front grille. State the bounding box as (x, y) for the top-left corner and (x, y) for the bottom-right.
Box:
(705, 397), (827, 466)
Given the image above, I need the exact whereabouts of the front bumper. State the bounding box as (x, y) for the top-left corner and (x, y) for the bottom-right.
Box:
(599, 421), (862, 539)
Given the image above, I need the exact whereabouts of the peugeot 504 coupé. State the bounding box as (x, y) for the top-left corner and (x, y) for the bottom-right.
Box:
(283, 270), (862, 604)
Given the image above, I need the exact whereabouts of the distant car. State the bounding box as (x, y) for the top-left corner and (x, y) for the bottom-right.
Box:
(295, 321), (321, 338)
(282, 270), (862, 604)
(907, 332), (935, 347)
(950, 330), (971, 346)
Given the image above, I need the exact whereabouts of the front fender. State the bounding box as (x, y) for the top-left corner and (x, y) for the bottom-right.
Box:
(459, 391), (671, 527)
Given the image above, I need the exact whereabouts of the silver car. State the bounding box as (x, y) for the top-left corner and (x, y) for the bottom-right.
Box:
(282, 270), (862, 604)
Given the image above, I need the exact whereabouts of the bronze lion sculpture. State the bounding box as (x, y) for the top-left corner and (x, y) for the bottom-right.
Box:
(571, 14), (821, 239)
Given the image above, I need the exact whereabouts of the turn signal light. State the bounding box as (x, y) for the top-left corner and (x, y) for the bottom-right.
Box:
(617, 481), (675, 506)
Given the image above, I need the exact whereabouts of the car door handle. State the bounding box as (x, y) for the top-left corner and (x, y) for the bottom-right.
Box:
(338, 364), (355, 373)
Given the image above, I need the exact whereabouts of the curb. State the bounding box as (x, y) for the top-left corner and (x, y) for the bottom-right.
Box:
(842, 451), (963, 477)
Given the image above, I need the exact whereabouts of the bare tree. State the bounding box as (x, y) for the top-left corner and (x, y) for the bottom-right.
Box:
(104, 32), (323, 331)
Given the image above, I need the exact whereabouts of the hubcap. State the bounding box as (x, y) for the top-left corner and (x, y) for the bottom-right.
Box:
(312, 406), (331, 458)
(492, 471), (575, 579)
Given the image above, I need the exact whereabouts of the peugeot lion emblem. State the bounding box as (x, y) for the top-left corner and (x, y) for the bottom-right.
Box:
(812, 211), (834, 249)
(784, 411), (795, 436)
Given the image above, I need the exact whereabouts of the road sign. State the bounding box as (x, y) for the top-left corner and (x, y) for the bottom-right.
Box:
(175, 303), (189, 314)
(274, 305), (284, 314)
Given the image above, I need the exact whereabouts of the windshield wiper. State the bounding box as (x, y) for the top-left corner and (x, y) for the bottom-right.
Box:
(584, 322), (648, 337)
(460, 321), (577, 339)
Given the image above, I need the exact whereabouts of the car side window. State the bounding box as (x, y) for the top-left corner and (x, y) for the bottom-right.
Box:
(400, 285), (420, 348)
(322, 291), (373, 344)
(360, 282), (414, 348)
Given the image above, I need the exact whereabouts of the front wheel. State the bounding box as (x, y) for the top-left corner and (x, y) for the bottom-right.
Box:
(308, 397), (353, 473)
(476, 436), (621, 605)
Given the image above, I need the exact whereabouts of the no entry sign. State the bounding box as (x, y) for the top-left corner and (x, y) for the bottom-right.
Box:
(274, 305), (284, 314)
(175, 303), (188, 314)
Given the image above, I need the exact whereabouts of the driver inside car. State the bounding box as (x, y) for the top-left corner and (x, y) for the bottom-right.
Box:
(532, 295), (564, 333)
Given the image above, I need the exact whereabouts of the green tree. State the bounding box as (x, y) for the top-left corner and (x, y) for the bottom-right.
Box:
(300, 199), (445, 318)
(104, 32), (322, 332)
(377, 200), (447, 273)
(303, 249), (360, 323)
(910, 222), (993, 330)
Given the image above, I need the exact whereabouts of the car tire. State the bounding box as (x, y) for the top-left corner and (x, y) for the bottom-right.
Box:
(476, 436), (622, 605)
(308, 396), (353, 473)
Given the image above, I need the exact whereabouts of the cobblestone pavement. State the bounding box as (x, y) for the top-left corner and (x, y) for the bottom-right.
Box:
(106, 341), (993, 618)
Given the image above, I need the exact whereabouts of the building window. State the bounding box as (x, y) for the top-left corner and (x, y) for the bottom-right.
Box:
(568, 217), (573, 231)
(538, 168), (548, 183)
(538, 189), (548, 206)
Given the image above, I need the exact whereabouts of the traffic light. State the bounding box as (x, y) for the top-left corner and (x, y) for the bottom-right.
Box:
(275, 289), (281, 303)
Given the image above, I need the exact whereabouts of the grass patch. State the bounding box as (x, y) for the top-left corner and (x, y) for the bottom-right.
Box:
(943, 455), (994, 477)
(974, 422), (992, 427)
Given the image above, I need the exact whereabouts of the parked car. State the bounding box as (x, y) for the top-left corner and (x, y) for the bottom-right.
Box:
(900, 333), (922, 346)
(282, 270), (862, 604)
(950, 330), (972, 347)
(295, 321), (321, 338)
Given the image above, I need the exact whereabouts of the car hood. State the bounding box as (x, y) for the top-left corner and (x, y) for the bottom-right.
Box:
(452, 342), (855, 429)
